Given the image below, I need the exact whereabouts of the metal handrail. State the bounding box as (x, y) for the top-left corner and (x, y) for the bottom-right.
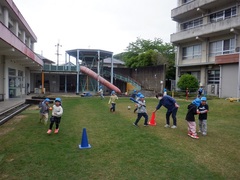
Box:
(103, 70), (141, 90)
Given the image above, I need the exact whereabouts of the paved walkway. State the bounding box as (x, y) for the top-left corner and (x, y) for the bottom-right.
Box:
(0, 93), (82, 114)
(0, 95), (33, 114)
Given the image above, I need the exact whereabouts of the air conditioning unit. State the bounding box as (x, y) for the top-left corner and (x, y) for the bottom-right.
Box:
(207, 84), (219, 95)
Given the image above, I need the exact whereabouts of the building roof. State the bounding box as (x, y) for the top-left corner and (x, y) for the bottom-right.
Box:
(103, 57), (125, 65)
(36, 53), (55, 64)
(66, 49), (113, 61)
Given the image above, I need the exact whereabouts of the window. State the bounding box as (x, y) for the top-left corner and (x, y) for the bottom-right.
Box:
(18, 70), (23, 77)
(8, 68), (16, 76)
(210, 7), (236, 22)
(209, 38), (235, 56)
(182, 44), (202, 59)
(208, 70), (220, 84)
(181, 18), (203, 30)
(182, 0), (193, 4)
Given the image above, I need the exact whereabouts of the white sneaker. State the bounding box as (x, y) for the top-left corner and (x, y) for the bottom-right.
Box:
(171, 125), (177, 129)
(164, 124), (170, 128)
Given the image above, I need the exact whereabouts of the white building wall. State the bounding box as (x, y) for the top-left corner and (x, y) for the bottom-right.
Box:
(221, 64), (238, 98)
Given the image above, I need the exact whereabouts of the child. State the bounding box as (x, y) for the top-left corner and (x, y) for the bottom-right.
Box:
(133, 94), (148, 127)
(108, 91), (118, 112)
(47, 97), (63, 134)
(198, 87), (203, 97)
(133, 92), (142, 113)
(163, 88), (167, 96)
(198, 97), (209, 136)
(98, 86), (104, 100)
(39, 98), (50, 125)
(185, 98), (201, 139)
(131, 90), (137, 100)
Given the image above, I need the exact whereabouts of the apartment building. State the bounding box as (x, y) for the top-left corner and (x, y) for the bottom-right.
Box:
(171, 0), (240, 98)
(0, 0), (42, 100)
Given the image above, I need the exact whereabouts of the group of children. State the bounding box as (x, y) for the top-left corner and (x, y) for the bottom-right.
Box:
(186, 96), (209, 139)
(131, 90), (209, 140)
(39, 97), (63, 134)
(39, 88), (209, 140)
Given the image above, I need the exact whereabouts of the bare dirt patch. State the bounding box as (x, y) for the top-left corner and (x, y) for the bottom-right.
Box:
(0, 115), (27, 136)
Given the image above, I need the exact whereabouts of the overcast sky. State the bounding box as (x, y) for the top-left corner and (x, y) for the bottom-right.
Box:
(13, 0), (177, 64)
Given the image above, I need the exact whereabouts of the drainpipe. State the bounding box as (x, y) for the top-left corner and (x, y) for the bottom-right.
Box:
(111, 54), (113, 84)
(219, 65), (222, 98)
(97, 50), (100, 91)
(76, 50), (79, 95)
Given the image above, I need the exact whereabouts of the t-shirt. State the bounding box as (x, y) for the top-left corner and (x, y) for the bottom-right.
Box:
(198, 104), (209, 120)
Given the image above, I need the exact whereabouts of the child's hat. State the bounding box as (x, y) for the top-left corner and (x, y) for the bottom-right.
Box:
(139, 94), (145, 98)
(192, 98), (201, 107)
(201, 97), (207, 101)
(136, 92), (142, 97)
(111, 91), (115, 95)
(44, 98), (50, 102)
(55, 97), (61, 102)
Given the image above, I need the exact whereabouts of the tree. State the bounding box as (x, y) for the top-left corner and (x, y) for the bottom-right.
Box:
(177, 74), (199, 91)
(113, 37), (175, 80)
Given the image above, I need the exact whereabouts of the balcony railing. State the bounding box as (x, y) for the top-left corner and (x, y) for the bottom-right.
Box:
(43, 64), (77, 71)
(171, 16), (240, 43)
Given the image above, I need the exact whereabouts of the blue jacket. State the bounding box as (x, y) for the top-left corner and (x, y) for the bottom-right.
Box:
(156, 95), (177, 111)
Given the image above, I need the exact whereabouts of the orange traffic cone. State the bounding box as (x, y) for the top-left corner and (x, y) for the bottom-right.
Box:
(148, 112), (157, 126)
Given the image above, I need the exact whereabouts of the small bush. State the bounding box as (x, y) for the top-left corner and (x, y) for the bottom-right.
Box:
(177, 74), (199, 91)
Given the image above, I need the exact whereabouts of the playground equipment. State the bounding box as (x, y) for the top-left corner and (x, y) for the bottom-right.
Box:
(80, 66), (121, 94)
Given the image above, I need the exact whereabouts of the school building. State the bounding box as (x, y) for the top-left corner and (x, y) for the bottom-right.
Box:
(171, 0), (240, 98)
(0, 0), (43, 101)
(0, 0), (168, 101)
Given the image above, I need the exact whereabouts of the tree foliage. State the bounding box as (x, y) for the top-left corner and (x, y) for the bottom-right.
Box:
(113, 37), (175, 80)
(177, 74), (199, 91)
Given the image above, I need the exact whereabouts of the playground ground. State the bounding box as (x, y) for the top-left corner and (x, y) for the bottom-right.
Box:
(0, 96), (239, 179)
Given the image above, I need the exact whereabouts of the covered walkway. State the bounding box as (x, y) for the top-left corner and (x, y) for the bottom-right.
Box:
(0, 95), (32, 114)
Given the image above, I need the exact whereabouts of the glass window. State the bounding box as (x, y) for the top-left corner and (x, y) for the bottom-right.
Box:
(8, 68), (16, 76)
(225, 8), (232, 18)
(182, 44), (202, 59)
(216, 11), (224, 21)
(181, 18), (203, 30)
(18, 70), (23, 77)
(209, 38), (235, 56)
(210, 6), (236, 22)
(182, 0), (193, 4)
(208, 70), (220, 84)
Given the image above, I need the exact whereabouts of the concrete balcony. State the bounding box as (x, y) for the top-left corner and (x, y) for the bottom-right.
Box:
(171, 16), (240, 44)
(171, 0), (236, 22)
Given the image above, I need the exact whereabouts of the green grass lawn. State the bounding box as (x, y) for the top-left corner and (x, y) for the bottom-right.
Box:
(0, 96), (240, 180)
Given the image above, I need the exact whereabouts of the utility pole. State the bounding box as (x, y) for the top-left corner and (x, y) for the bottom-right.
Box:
(55, 42), (62, 66)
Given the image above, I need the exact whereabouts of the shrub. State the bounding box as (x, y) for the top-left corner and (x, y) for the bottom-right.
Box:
(177, 74), (199, 91)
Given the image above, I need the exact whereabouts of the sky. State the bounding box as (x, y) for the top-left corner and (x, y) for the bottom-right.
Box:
(13, 0), (177, 64)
